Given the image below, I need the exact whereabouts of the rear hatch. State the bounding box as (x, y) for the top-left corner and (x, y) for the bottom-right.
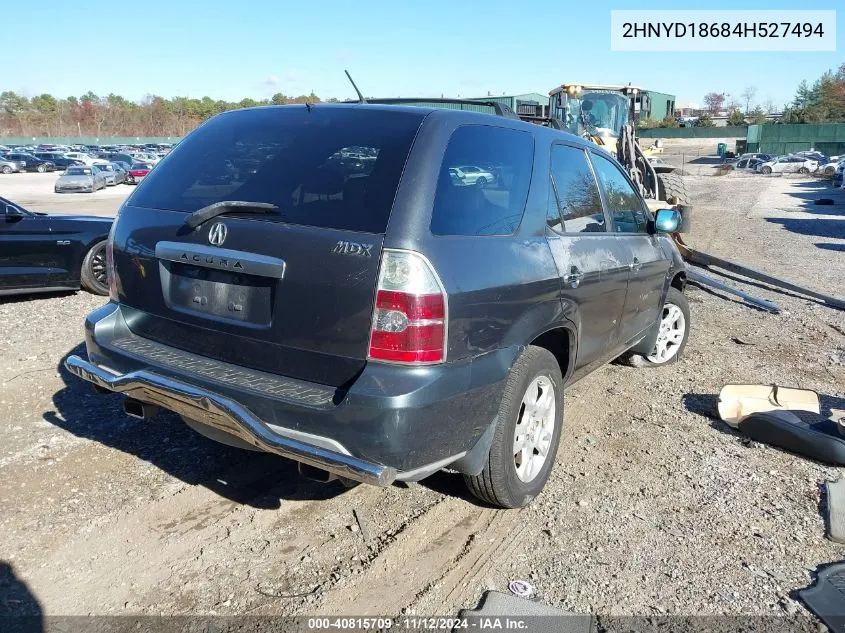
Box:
(112, 106), (426, 387)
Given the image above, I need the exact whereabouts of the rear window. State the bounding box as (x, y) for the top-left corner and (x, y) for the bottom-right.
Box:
(430, 125), (533, 236)
(130, 106), (425, 233)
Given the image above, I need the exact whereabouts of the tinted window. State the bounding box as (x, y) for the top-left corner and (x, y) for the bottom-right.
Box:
(130, 107), (424, 233)
(430, 125), (533, 236)
(589, 153), (648, 234)
(547, 145), (605, 233)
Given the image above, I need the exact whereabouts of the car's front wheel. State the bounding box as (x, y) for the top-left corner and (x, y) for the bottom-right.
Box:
(36, 164), (46, 173)
(464, 346), (563, 508)
(1, 165), (11, 174)
(621, 287), (690, 367)
(798, 167), (809, 175)
(761, 166), (772, 175)
(80, 240), (109, 295)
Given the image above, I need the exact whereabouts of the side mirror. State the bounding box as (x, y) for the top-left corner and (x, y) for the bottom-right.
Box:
(4, 204), (24, 219)
(654, 208), (681, 233)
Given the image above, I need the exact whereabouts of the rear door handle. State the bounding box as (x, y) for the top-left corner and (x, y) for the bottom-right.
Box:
(629, 257), (642, 273)
(563, 266), (584, 288)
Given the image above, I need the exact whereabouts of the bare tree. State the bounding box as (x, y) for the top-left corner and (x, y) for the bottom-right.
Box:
(762, 98), (776, 113)
(741, 86), (757, 113)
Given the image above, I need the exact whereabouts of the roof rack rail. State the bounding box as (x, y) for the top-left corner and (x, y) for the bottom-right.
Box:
(357, 98), (521, 120)
(516, 115), (564, 130)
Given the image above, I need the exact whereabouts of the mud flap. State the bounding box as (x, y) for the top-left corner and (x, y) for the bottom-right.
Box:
(451, 416), (498, 476)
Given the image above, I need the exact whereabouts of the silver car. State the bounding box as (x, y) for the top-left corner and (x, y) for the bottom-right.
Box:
(54, 165), (107, 193)
(94, 162), (126, 186)
(0, 158), (23, 174)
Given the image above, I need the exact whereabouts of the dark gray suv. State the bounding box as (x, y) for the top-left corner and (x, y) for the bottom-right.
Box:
(66, 103), (689, 508)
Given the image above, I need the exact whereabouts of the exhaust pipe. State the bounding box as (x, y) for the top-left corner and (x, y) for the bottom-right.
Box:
(298, 462), (337, 484)
(123, 398), (161, 420)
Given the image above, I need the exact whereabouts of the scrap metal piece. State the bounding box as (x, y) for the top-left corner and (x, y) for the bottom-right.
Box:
(799, 562), (845, 633)
(687, 270), (780, 313)
(459, 591), (594, 633)
(677, 239), (845, 311)
(827, 478), (845, 545)
(718, 384), (820, 428)
(738, 410), (845, 466)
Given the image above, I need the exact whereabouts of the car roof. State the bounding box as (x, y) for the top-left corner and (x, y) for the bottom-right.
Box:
(215, 103), (597, 152)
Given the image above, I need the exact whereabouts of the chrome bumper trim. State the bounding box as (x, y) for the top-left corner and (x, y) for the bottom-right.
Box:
(64, 355), (396, 486)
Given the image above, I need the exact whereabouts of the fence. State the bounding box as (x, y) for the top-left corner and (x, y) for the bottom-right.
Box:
(638, 126), (747, 139)
(0, 136), (181, 146)
(745, 123), (845, 156)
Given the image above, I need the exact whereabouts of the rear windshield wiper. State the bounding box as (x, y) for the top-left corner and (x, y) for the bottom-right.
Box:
(184, 201), (279, 230)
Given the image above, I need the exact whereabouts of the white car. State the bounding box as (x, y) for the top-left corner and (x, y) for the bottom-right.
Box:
(448, 165), (496, 187)
(64, 152), (99, 166)
(757, 155), (819, 175)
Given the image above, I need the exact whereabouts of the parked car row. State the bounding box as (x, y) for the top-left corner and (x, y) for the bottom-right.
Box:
(725, 151), (843, 178)
(0, 142), (171, 176)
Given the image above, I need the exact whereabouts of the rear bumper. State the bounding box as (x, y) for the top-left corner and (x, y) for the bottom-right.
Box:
(67, 303), (512, 484)
(64, 355), (395, 486)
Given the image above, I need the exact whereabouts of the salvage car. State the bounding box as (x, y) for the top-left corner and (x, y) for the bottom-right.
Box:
(54, 165), (108, 193)
(0, 157), (23, 174)
(3, 152), (56, 173)
(757, 155), (819, 175)
(0, 196), (112, 296)
(65, 103), (690, 508)
(125, 162), (152, 184)
(94, 162), (126, 186)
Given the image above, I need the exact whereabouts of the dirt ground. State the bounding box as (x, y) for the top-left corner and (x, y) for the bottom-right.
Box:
(1, 170), (844, 621)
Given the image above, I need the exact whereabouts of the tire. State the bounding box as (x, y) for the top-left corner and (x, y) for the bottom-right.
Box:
(1, 165), (11, 174)
(761, 166), (772, 175)
(36, 164), (46, 173)
(80, 240), (109, 296)
(798, 167), (809, 175)
(464, 346), (564, 508)
(620, 287), (690, 368)
(656, 172), (689, 206)
(476, 177), (487, 188)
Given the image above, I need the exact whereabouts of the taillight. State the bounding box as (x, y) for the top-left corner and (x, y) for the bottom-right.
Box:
(368, 250), (447, 364)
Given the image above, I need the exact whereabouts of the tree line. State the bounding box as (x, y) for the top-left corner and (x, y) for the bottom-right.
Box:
(642, 62), (845, 129)
(0, 91), (329, 138)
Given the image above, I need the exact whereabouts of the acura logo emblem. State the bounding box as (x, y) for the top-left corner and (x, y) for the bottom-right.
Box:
(208, 222), (227, 246)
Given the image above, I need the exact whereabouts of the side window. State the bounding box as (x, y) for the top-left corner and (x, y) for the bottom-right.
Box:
(589, 153), (649, 234)
(547, 144), (605, 234)
(430, 126), (533, 236)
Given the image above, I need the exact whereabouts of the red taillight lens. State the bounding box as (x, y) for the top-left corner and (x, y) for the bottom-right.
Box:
(368, 251), (447, 364)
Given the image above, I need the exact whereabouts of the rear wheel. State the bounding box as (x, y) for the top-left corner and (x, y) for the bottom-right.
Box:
(620, 287), (690, 368)
(80, 240), (109, 295)
(761, 166), (772, 175)
(656, 172), (689, 206)
(36, 164), (46, 173)
(476, 177), (487, 188)
(798, 167), (809, 175)
(464, 346), (563, 508)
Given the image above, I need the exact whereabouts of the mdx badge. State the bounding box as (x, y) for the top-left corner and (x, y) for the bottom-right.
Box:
(332, 240), (373, 257)
(208, 222), (228, 246)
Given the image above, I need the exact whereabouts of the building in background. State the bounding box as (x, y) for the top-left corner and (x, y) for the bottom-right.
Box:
(469, 93), (551, 118)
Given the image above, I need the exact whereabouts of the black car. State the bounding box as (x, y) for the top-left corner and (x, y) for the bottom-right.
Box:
(65, 103), (690, 508)
(0, 196), (112, 296)
(33, 152), (85, 170)
(3, 153), (56, 173)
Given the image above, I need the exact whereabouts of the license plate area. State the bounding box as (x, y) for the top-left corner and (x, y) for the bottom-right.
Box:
(163, 261), (274, 326)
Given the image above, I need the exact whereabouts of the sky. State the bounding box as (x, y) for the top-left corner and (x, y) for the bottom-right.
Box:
(4, 1), (842, 109)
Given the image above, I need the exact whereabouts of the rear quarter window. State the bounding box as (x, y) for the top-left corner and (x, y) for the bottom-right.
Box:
(430, 125), (534, 236)
(129, 107), (425, 234)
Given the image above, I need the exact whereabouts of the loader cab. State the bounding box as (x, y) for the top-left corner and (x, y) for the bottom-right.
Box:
(550, 84), (644, 143)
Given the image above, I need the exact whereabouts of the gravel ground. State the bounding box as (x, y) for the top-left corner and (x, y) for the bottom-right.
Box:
(0, 170), (843, 622)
